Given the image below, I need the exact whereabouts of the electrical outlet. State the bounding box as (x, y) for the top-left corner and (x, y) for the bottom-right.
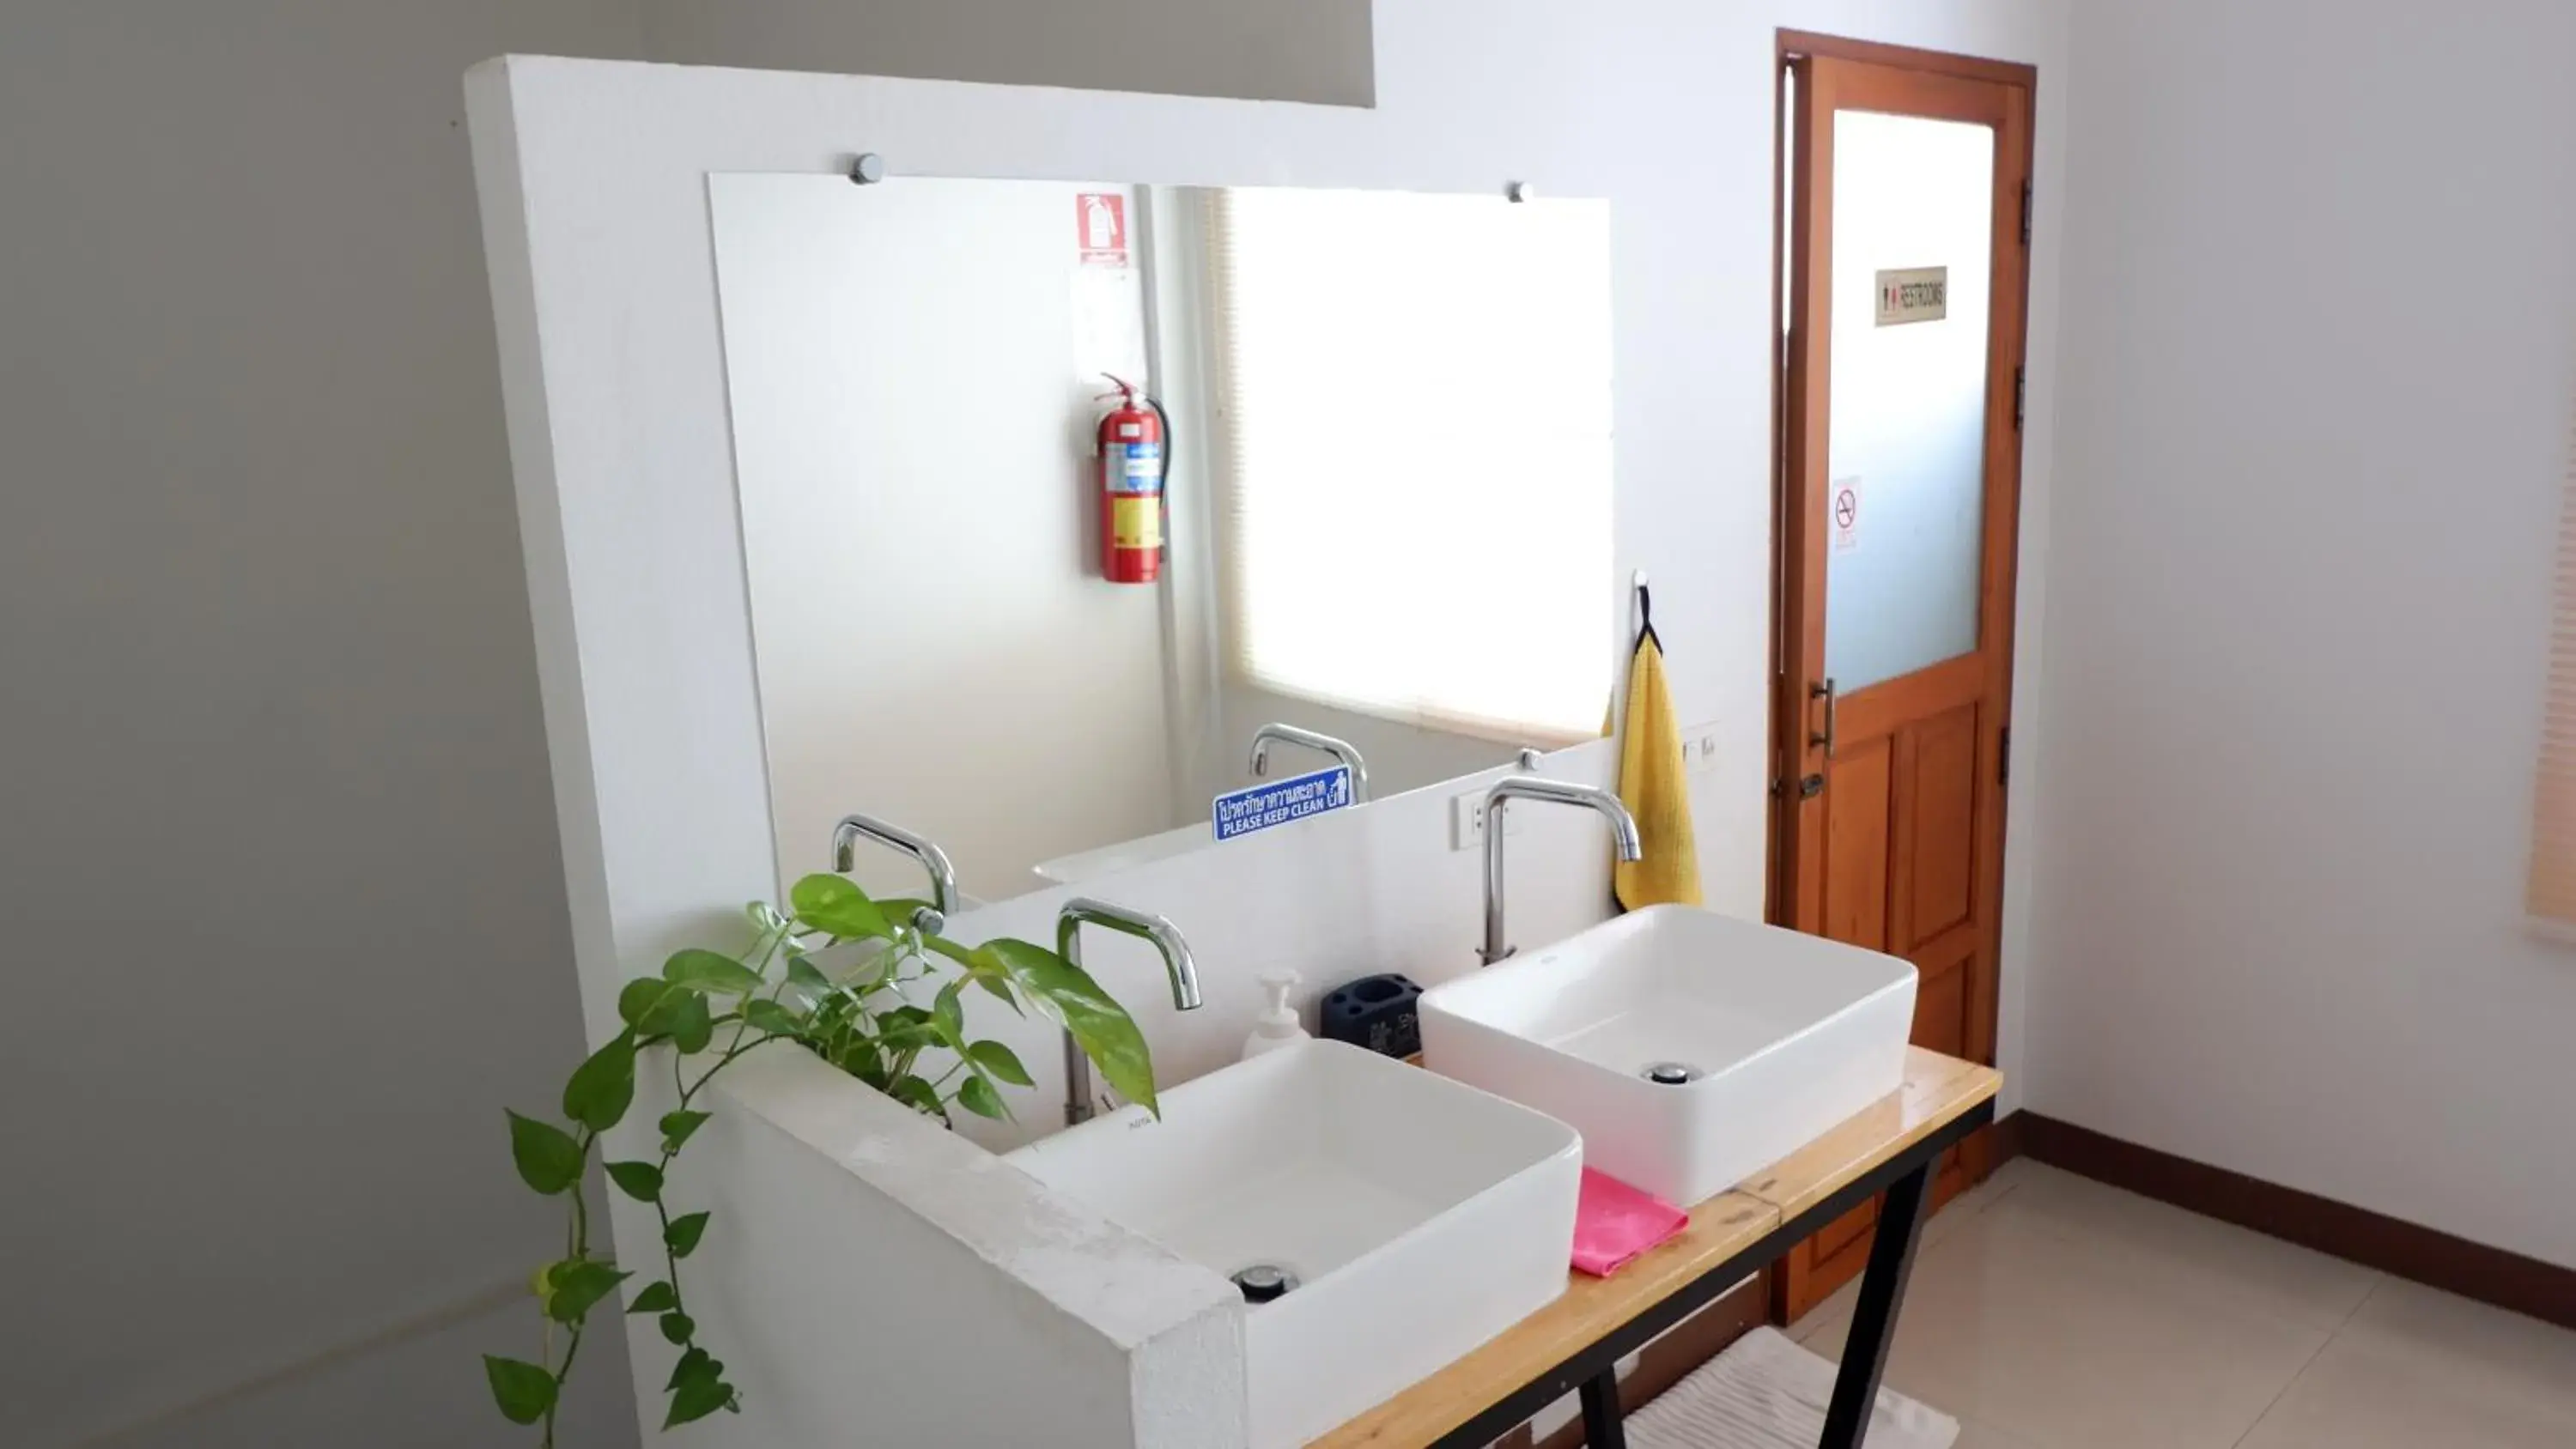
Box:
(1682, 719), (1724, 776)
(1450, 788), (1528, 851)
(1451, 790), (1488, 852)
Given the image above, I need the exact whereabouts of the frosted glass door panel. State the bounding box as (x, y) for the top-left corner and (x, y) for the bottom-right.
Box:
(1825, 112), (1995, 692)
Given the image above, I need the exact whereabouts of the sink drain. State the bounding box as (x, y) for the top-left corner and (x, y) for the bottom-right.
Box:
(1229, 1263), (1300, 1304)
(1640, 1061), (1704, 1086)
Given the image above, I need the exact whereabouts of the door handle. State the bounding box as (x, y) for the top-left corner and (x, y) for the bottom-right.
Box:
(1809, 677), (1838, 759)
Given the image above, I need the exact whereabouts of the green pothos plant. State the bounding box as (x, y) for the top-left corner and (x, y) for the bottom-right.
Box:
(484, 872), (1157, 1444)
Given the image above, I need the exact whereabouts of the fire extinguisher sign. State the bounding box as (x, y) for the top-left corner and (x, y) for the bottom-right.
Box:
(1076, 192), (1130, 268)
(1211, 766), (1357, 843)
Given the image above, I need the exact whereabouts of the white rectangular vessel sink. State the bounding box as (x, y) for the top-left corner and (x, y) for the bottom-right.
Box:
(1005, 1039), (1579, 1449)
(1420, 905), (1917, 1208)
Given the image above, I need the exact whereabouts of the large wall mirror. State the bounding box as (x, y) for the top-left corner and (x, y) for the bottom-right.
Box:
(710, 174), (1617, 906)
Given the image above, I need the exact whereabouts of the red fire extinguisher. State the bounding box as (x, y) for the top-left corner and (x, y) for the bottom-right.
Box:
(1096, 374), (1170, 585)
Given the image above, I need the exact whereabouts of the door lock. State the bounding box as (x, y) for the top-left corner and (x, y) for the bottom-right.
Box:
(1798, 773), (1826, 800)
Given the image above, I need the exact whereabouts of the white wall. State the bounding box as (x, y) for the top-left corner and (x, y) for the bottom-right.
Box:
(0, 4), (647, 1446)
(100, 1294), (635, 1449)
(476, 0), (2069, 1434)
(2027, 0), (2576, 1268)
(639, 0), (1377, 106)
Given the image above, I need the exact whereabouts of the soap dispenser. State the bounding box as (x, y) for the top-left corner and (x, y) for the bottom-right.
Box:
(1240, 972), (1309, 1059)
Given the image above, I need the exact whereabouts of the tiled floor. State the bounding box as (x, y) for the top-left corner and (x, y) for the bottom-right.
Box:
(1793, 1161), (2576, 1449)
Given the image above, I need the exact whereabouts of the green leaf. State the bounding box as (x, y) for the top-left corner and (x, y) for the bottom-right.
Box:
(976, 938), (1161, 1117)
(641, 989), (714, 1054)
(635, 984), (695, 1040)
(889, 1075), (944, 1117)
(629, 1280), (677, 1315)
(665, 1368), (734, 1428)
(790, 873), (892, 940)
(956, 1074), (1005, 1120)
(507, 1112), (585, 1196)
(662, 948), (765, 997)
(966, 1040), (1034, 1087)
(562, 1033), (637, 1133)
(745, 899), (791, 936)
(483, 1355), (557, 1425)
(544, 1260), (630, 1324)
(785, 955), (831, 993)
(659, 1109), (712, 1155)
(743, 997), (804, 1036)
(873, 1011), (937, 1052)
(617, 977), (673, 1028)
(666, 1345), (714, 1393)
(659, 1310), (696, 1344)
(967, 964), (1023, 1014)
(833, 1039), (886, 1088)
(605, 1160), (663, 1203)
(665, 1210), (711, 1258)
(931, 979), (966, 1046)
(879, 896), (934, 930)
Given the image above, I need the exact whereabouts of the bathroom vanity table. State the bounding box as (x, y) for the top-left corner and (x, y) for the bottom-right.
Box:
(1312, 1048), (2000, 1449)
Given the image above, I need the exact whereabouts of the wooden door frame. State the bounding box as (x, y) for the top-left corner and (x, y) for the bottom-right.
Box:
(1764, 29), (2038, 1317)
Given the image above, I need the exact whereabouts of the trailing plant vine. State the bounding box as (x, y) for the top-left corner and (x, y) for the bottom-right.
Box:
(484, 872), (1158, 1442)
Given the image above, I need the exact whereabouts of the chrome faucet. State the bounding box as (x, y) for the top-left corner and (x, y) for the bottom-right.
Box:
(1249, 723), (1370, 801)
(829, 813), (959, 935)
(1056, 899), (1203, 1126)
(1478, 776), (1643, 966)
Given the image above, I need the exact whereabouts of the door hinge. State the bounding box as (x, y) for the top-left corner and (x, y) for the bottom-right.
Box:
(1999, 726), (2011, 786)
(2020, 180), (2033, 246)
(2013, 366), (2026, 431)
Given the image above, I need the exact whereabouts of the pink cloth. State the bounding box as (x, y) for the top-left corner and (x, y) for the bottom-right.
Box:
(1570, 1167), (1688, 1276)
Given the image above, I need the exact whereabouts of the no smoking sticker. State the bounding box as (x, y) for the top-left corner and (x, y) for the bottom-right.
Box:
(1832, 476), (1862, 552)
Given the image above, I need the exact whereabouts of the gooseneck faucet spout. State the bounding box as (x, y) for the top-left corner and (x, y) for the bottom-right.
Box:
(1478, 776), (1643, 966)
(829, 813), (959, 935)
(1249, 723), (1370, 801)
(1056, 899), (1203, 1126)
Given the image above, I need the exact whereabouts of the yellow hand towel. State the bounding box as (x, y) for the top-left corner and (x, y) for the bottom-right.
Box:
(1612, 626), (1704, 910)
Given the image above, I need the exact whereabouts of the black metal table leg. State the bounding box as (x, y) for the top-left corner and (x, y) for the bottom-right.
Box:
(1817, 1160), (1934, 1449)
(1577, 1367), (1625, 1449)
(1408, 1096), (1990, 1449)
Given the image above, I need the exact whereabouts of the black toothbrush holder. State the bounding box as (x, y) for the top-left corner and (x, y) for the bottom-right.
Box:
(1319, 973), (1424, 1059)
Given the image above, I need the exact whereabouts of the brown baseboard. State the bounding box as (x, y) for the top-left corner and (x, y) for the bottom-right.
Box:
(1986, 1106), (2028, 1167)
(1489, 1273), (1769, 1449)
(2014, 1112), (2576, 1334)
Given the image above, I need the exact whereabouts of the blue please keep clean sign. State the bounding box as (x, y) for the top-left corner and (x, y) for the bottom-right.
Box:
(1212, 765), (1355, 842)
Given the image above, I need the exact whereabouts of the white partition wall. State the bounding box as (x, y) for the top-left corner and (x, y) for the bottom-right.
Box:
(466, 2), (2067, 1437)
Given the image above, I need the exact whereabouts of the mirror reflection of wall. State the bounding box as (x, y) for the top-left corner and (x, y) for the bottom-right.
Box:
(709, 175), (1615, 906)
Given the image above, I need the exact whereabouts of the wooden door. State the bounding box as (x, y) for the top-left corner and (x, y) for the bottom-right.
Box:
(1770, 34), (2035, 1321)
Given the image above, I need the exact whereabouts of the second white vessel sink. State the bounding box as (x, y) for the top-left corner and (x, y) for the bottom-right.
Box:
(1420, 905), (1917, 1207)
(1005, 1038), (1580, 1449)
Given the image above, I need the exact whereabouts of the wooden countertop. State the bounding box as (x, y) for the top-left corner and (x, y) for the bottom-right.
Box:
(1310, 1047), (2001, 1449)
